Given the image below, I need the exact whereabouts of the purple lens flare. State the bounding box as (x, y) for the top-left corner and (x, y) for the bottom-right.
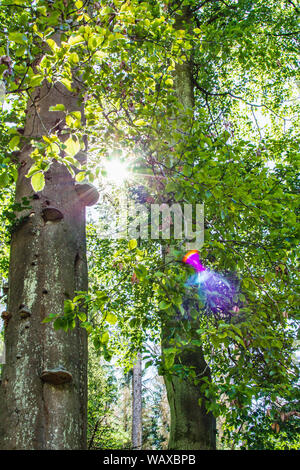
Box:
(183, 251), (239, 319)
(182, 250), (206, 272)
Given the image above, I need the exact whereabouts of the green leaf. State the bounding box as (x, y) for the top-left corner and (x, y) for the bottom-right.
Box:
(53, 317), (67, 331)
(42, 313), (57, 323)
(8, 31), (27, 44)
(30, 74), (43, 87)
(27, 164), (41, 178)
(31, 172), (45, 192)
(68, 35), (85, 46)
(128, 239), (138, 250)
(164, 351), (175, 369)
(9, 135), (20, 150)
(159, 300), (171, 310)
(165, 78), (174, 87)
(64, 299), (75, 313)
(64, 136), (80, 157)
(101, 331), (109, 344)
(77, 312), (87, 322)
(46, 38), (58, 51)
(80, 321), (93, 334)
(105, 312), (117, 325)
(49, 104), (65, 112)
(11, 167), (18, 182)
(93, 336), (101, 349)
(70, 111), (82, 121)
(165, 181), (177, 192)
(103, 346), (112, 362)
(96, 291), (109, 303)
(69, 52), (79, 64)
(135, 265), (147, 280)
(75, 172), (86, 182)
(61, 78), (73, 91)
(134, 119), (147, 126)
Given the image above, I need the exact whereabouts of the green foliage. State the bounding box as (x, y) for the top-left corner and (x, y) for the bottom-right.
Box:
(87, 345), (130, 450)
(142, 374), (170, 450)
(0, 0), (299, 449)
(239, 392), (300, 450)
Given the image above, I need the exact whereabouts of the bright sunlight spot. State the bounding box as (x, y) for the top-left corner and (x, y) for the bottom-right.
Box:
(103, 158), (129, 186)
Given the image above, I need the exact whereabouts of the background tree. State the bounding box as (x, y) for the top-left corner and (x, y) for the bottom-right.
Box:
(0, 0), (299, 450)
(87, 345), (130, 450)
(132, 351), (143, 450)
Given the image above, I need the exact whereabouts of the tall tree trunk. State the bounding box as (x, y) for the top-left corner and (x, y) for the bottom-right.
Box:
(0, 72), (88, 447)
(163, 324), (216, 450)
(162, 5), (216, 450)
(132, 352), (142, 450)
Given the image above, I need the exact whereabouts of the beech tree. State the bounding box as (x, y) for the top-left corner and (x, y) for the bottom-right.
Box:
(161, 6), (216, 449)
(0, 78), (89, 449)
(0, 0), (299, 450)
(0, 3), (92, 450)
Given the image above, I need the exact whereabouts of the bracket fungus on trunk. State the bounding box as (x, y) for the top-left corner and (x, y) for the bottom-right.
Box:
(42, 207), (64, 222)
(41, 366), (73, 385)
(1, 311), (11, 327)
(19, 306), (31, 319)
(75, 181), (99, 207)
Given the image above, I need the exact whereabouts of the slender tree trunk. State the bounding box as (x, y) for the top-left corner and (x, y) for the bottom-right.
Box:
(132, 352), (142, 450)
(122, 373), (131, 448)
(0, 72), (88, 447)
(162, 5), (216, 450)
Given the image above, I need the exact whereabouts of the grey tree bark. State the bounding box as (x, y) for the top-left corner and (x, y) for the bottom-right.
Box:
(0, 68), (89, 448)
(132, 352), (142, 450)
(162, 5), (216, 450)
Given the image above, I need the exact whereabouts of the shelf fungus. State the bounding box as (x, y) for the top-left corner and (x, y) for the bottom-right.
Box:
(19, 306), (31, 319)
(41, 366), (73, 385)
(42, 207), (64, 222)
(1, 310), (11, 327)
(75, 181), (99, 207)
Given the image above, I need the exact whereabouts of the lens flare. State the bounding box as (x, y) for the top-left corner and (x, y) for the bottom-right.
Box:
(183, 250), (239, 319)
(182, 250), (206, 272)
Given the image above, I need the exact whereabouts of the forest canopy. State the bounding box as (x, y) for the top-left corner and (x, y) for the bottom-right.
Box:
(0, 0), (299, 451)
